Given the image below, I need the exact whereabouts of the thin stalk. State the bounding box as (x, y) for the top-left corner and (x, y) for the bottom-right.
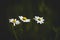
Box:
(55, 32), (58, 40)
(11, 26), (19, 40)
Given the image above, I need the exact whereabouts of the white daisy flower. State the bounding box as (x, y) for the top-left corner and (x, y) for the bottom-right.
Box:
(18, 16), (30, 22)
(9, 18), (20, 26)
(33, 16), (44, 24)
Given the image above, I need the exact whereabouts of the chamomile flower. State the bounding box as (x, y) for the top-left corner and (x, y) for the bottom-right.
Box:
(9, 18), (20, 26)
(33, 16), (44, 24)
(18, 16), (30, 22)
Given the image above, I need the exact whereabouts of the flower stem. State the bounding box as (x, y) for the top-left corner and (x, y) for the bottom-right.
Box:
(11, 26), (19, 40)
(55, 32), (58, 40)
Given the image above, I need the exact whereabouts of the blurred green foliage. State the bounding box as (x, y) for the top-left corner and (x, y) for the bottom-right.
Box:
(7, 0), (60, 40)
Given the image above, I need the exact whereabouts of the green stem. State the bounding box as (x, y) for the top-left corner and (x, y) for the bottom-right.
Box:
(11, 26), (19, 40)
(55, 32), (58, 40)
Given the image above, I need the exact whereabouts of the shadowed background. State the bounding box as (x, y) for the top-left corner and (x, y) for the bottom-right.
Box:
(0, 0), (60, 40)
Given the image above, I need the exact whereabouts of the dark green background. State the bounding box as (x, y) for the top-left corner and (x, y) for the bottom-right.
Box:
(0, 0), (60, 40)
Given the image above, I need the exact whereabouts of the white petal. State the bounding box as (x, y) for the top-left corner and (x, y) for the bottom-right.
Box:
(42, 19), (45, 21)
(22, 19), (30, 22)
(33, 18), (38, 21)
(40, 19), (44, 22)
(37, 21), (42, 24)
(19, 16), (23, 20)
(16, 20), (20, 24)
(13, 23), (16, 26)
(37, 20), (44, 24)
(37, 21), (40, 23)
(9, 19), (13, 22)
(35, 16), (40, 19)
(35, 16), (39, 18)
(42, 22), (44, 23)
(40, 21), (44, 24)
(40, 22), (43, 24)
(25, 19), (30, 22)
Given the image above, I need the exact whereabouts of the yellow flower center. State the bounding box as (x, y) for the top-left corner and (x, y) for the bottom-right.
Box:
(38, 18), (41, 21)
(22, 17), (27, 20)
(13, 19), (16, 23)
